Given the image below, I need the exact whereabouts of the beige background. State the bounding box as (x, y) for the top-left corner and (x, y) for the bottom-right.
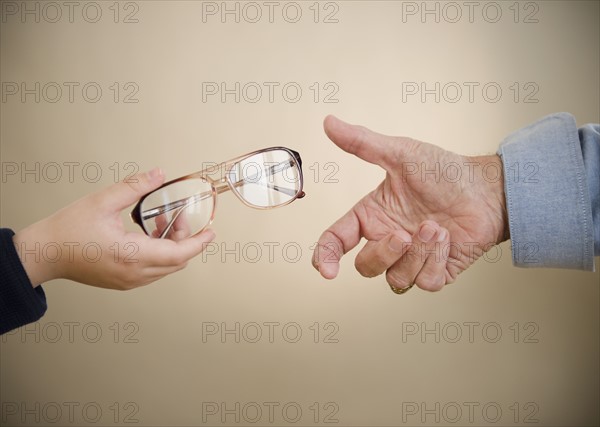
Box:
(1, 1), (599, 426)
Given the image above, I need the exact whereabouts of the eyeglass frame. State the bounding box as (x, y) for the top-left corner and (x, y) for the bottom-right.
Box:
(130, 146), (305, 238)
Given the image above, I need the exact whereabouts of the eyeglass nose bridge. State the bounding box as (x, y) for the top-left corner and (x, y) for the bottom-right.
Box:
(213, 178), (233, 195)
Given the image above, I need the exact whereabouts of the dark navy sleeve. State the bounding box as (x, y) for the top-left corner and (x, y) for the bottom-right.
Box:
(0, 228), (47, 334)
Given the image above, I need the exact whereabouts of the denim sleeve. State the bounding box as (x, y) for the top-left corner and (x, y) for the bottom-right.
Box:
(498, 112), (599, 271)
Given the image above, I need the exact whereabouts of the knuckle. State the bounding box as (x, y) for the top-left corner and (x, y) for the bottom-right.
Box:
(165, 251), (186, 266)
(116, 281), (135, 291)
(420, 219), (438, 229)
(385, 268), (411, 289)
(117, 269), (143, 290)
(355, 262), (375, 278)
(349, 126), (370, 154)
(415, 272), (448, 292)
(415, 274), (444, 292)
(445, 269), (458, 285)
(121, 279), (138, 291)
(123, 174), (142, 190)
(354, 255), (378, 278)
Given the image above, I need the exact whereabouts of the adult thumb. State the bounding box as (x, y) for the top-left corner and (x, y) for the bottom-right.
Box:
(323, 115), (409, 169)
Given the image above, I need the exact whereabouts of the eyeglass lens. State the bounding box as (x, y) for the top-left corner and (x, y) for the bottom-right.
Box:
(227, 149), (301, 208)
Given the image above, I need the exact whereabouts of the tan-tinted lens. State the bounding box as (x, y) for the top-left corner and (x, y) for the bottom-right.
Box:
(140, 178), (214, 240)
(227, 149), (301, 208)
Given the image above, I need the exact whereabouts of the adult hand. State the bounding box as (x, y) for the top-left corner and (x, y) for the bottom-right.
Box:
(312, 116), (508, 292)
(13, 168), (215, 290)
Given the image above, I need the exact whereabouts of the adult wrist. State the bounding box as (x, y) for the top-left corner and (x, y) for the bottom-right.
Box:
(471, 154), (509, 245)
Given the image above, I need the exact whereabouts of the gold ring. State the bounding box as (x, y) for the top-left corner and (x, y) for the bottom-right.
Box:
(389, 283), (414, 295)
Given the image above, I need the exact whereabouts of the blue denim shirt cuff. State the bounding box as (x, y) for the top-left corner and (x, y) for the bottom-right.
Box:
(498, 113), (595, 271)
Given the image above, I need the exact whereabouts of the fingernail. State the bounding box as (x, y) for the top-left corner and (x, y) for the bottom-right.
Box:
(419, 224), (436, 242)
(437, 229), (448, 242)
(389, 235), (408, 252)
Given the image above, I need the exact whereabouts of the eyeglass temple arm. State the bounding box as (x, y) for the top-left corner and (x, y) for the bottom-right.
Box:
(141, 191), (212, 221)
(158, 201), (187, 239)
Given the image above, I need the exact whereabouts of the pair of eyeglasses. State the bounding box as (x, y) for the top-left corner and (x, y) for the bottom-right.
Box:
(130, 147), (305, 240)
